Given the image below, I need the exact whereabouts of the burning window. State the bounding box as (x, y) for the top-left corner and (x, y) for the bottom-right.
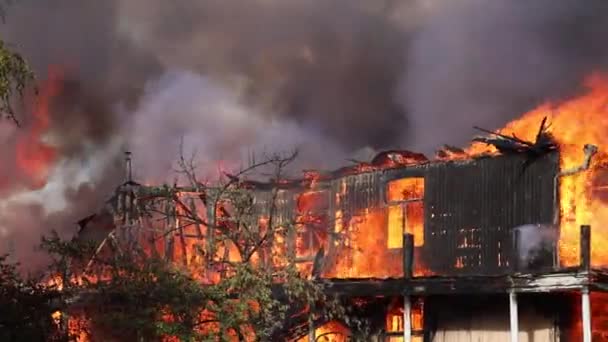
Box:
(386, 178), (425, 248)
(386, 297), (424, 342)
(296, 321), (350, 342)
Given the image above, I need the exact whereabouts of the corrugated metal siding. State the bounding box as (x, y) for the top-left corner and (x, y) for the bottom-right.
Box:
(330, 172), (384, 214)
(252, 188), (298, 225)
(423, 152), (559, 276)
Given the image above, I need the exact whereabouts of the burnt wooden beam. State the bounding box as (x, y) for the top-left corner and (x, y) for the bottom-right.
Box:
(325, 278), (405, 297)
(580, 225), (591, 272)
(406, 272), (589, 295)
(403, 233), (414, 279)
(311, 247), (325, 280)
(324, 269), (594, 297)
(589, 268), (608, 290)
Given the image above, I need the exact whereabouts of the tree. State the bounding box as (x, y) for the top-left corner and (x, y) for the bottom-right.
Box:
(37, 151), (369, 341)
(0, 254), (66, 341)
(0, 1), (35, 125)
(0, 39), (33, 125)
(0, 5), (45, 340)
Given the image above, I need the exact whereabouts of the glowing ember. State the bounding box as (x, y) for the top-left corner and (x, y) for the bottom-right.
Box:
(466, 72), (608, 267)
(591, 292), (608, 340)
(569, 292), (608, 341)
(67, 315), (91, 342)
(51, 310), (61, 324)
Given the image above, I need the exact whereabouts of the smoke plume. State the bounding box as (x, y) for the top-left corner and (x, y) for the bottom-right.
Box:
(513, 224), (558, 271)
(403, 0), (608, 153)
(1, 0), (608, 267)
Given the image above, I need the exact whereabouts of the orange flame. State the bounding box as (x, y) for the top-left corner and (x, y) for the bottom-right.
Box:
(296, 321), (350, 342)
(15, 67), (61, 189)
(64, 72), (608, 339)
(466, 72), (608, 267)
(387, 178), (424, 248)
(386, 297), (424, 339)
(324, 208), (404, 278)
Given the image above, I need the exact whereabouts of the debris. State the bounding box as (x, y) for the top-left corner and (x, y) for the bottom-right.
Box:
(436, 145), (469, 160)
(473, 117), (557, 155)
(473, 117), (558, 173)
(370, 150), (429, 167)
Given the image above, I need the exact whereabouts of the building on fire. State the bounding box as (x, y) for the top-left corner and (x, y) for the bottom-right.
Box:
(77, 122), (608, 342)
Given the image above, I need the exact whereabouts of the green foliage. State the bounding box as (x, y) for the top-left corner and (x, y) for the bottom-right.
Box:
(86, 256), (207, 341)
(0, 38), (34, 125)
(36, 219), (363, 340)
(37, 237), (360, 341)
(0, 0), (35, 125)
(0, 254), (67, 341)
(2, 152), (368, 341)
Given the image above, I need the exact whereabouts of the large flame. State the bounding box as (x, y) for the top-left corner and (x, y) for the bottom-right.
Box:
(14, 67), (61, 189)
(466, 72), (608, 267)
(51, 72), (608, 340)
(387, 178), (424, 248)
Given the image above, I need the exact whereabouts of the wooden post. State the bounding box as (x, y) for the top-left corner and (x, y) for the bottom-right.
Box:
(509, 290), (519, 342)
(580, 225), (591, 271)
(403, 233), (414, 342)
(206, 190), (216, 267)
(125, 151), (132, 182)
(308, 317), (315, 342)
(403, 295), (412, 342)
(582, 286), (592, 342)
(403, 233), (414, 279)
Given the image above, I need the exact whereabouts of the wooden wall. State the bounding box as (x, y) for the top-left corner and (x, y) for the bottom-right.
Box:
(426, 294), (567, 342)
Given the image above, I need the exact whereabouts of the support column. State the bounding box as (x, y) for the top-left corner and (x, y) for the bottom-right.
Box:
(403, 233), (414, 279)
(582, 287), (592, 342)
(403, 233), (414, 342)
(580, 225), (592, 342)
(124, 151), (132, 182)
(308, 317), (315, 342)
(403, 295), (411, 342)
(509, 290), (518, 342)
(580, 225), (591, 271)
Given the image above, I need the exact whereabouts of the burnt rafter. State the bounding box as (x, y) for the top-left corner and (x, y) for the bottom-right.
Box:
(473, 117), (558, 173)
(223, 172), (309, 191)
(473, 117), (557, 155)
(224, 150), (429, 192)
(370, 150), (429, 166)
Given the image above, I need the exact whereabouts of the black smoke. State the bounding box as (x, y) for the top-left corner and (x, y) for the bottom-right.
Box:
(3, 0), (608, 159)
(403, 0), (608, 153)
(1, 0), (608, 267)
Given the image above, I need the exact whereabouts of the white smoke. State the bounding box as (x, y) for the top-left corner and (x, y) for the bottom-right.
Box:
(126, 70), (354, 183)
(513, 224), (558, 270)
(2, 0), (608, 268)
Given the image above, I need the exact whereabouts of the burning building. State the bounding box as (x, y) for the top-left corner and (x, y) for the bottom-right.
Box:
(75, 109), (608, 341)
(3, 1), (608, 340)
